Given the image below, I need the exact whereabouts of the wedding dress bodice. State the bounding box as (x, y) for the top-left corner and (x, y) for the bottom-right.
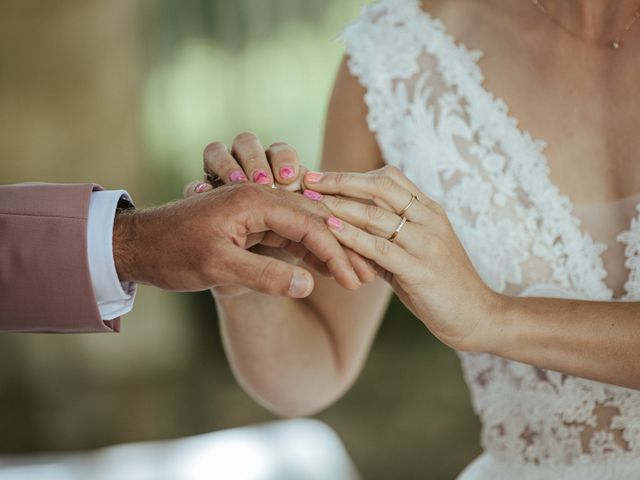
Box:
(342, 1), (640, 477)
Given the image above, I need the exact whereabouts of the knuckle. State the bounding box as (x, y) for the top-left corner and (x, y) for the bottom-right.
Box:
(233, 131), (258, 145)
(313, 201), (331, 217)
(298, 212), (319, 242)
(244, 154), (268, 167)
(334, 172), (348, 187)
(374, 174), (395, 191)
(365, 204), (386, 222)
(257, 259), (281, 290)
(322, 194), (341, 210)
(382, 164), (401, 177)
(374, 236), (391, 256)
(203, 141), (227, 161)
(268, 142), (296, 154)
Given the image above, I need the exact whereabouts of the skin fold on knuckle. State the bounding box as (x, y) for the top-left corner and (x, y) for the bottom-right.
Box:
(333, 172), (348, 189)
(374, 173), (396, 193)
(203, 142), (227, 164)
(233, 131), (259, 146)
(364, 204), (386, 226)
(373, 236), (391, 257)
(382, 164), (401, 178)
(257, 258), (285, 294)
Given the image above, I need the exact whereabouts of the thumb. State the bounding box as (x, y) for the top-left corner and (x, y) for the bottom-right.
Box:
(227, 248), (315, 298)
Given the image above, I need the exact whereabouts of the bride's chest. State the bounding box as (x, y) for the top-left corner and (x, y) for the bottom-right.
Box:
(384, 57), (640, 301)
(472, 36), (640, 204)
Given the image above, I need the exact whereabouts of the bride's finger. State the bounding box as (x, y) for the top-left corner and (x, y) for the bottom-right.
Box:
(183, 180), (213, 198)
(266, 142), (304, 190)
(304, 171), (429, 222)
(320, 195), (424, 255)
(231, 132), (274, 186)
(324, 216), (414, 274)
(203, 141), (249, 185)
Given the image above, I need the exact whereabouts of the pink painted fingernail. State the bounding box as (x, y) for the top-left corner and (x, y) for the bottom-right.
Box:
(305, 171), (323, 184)
(279, 166), (296, 179)
(303, 189), (323, 201)
(253, 170), (271, 184)
(327, 216), (343, 231)
(194, 183), (208, 193)
(229, 170), (248, 183)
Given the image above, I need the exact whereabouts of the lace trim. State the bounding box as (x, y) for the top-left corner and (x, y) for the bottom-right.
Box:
(617, 204), (640, 300)
(343, 0), (615, 300)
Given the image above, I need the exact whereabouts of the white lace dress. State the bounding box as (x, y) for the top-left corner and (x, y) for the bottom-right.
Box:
(342, 1), (640, 478)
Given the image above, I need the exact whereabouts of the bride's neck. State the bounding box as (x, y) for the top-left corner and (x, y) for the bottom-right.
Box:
(543, 0), (640, 40)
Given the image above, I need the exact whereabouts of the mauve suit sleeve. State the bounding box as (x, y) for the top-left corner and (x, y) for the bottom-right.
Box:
(0, 183), (120, 333)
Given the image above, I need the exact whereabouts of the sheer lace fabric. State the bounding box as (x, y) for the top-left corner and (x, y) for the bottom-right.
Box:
(342, 1), (640, 477)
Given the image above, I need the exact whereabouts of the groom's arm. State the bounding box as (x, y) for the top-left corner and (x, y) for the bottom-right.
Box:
(0, 183), (126, 332)
(0, 181), (361, 333)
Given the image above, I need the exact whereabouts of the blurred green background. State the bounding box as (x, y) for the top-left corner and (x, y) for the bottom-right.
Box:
(0, 1), (480, 478)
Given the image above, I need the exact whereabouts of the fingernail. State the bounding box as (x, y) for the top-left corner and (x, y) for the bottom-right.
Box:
(289, 271), (312, 298)
(327, 216), (343, 231)
(229, 170), (248, 183)
(194, 183), (208, 193)
(303, 189), (323, 201)
(305, 171), (323, 184)
(253, 170), (271, 184)
(279, 166), (296, 179)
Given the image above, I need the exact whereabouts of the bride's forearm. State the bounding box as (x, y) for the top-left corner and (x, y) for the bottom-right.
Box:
(491, 296), (640, 390)
(215, 291), (344, 417)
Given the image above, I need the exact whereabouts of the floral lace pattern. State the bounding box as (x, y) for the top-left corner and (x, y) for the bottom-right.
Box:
(342, 0), (640, 472)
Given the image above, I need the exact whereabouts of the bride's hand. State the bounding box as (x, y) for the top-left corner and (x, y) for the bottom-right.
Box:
(302, 165), (505, 352)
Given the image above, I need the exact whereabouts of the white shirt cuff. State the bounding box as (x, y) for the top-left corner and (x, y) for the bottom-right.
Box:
(87, 190), (137, 321)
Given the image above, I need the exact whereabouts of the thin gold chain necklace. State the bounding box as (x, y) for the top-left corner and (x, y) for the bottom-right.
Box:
(531, 0), (640, 49)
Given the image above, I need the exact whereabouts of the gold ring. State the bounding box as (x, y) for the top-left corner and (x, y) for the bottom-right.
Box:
(399, 193), (419, 216)
(206, 174), (225, 188)
(388, 217), (408, 243)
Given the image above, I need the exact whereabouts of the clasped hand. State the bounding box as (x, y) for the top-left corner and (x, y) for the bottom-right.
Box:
(190, 133), (504, 353)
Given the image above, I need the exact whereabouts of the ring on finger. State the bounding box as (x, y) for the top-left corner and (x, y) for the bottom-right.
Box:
(206, 174), (225, 188)
(399, 193), (419, 216)
(388, 216), (408, 243)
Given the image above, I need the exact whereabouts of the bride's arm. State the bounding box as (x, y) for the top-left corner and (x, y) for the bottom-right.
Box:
(302, 163), (640, 391)
(216, 57), (393, 416)
(491, 297), (640, 390)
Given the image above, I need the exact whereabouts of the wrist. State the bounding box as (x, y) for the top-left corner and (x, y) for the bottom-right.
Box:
(113, 210), (140, 283)
(482, 293), (520, 356)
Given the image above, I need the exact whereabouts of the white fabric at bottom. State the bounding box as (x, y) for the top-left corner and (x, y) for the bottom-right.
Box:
(457, 453), (640, 480)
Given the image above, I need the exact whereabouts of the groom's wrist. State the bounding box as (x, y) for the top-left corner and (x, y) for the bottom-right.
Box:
(113, 209), (140, 284)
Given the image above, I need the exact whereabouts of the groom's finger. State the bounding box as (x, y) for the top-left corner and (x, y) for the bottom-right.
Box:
(225, 248), (315, 298)
(203, 142), (248, 184)
(260, 194), (361, 290)
(232, 132), (274, 186)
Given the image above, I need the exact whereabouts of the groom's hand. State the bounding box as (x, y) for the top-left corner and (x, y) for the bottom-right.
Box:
(112, 183), (362, 298)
